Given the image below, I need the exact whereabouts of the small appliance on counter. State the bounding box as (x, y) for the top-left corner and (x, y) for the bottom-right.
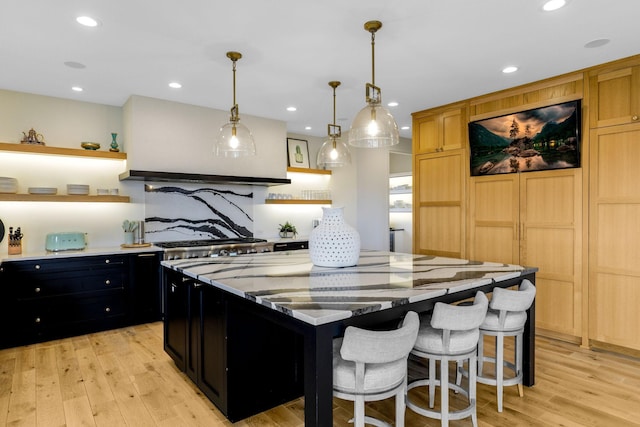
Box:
(45, 232), (87, 252)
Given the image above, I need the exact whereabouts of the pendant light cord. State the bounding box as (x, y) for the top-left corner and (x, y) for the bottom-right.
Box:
(370, 30), (376, 87)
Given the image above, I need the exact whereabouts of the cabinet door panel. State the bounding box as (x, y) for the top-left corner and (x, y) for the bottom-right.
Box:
(415, 116), (439, 153)
(468, 174), (519, 264)
(590, 66), (640, 128)
(535, 278), (577, 334)
(591, 273), (640, 349)
(593, 126), (640, 199)
(441, 108), (463, 151)
(596, 204), (640, 274)
(414, 150), (465, 257)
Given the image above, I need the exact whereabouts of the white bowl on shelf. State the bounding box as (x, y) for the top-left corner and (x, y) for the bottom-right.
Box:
(28, 187), (57, 195)
(67, 184), (90, 195)
(0, 177), (18, 193)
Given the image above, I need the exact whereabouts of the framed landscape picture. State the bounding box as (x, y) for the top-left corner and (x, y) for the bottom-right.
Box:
(468, 100), (581, 176)
(287, 138), (310, 168)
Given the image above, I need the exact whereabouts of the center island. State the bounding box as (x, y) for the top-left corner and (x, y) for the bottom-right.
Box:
(161, 250), (537, 426)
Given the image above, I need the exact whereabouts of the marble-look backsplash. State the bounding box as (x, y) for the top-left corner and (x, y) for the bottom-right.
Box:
(144, 182), (254, 242)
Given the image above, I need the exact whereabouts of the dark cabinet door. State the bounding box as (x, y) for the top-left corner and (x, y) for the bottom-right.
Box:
(197, 284), (227, 411)
(130, 252), (161, 324)
(163, 269), (188, 371)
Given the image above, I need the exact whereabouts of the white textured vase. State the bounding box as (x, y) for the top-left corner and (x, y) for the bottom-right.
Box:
(309, 207), (361, 267)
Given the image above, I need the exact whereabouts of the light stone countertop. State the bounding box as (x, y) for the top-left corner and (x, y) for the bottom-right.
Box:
(162, 250), (536, 326)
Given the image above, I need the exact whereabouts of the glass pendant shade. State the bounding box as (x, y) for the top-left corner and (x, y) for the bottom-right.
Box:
(215, 51), (255, 157)
(349, 102), (399, 148)
(317, 136), (351, 168)
(215, 120), (256, 158)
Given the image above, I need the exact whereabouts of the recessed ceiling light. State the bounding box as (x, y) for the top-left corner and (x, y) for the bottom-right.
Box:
(305, 126), (312, 130)
(542, 0), (566, 11)
(168, 82), (182, 89)
(401, 126), (410, 130)
(388, 101), (399, 107)
(64, 61), (86, 69)
(286, 106), (297, 112)
(584, 38), (610, 49)
(72, 86), (84, 92)
(502, 66), (518, 74)
(76, 16), (100, 27)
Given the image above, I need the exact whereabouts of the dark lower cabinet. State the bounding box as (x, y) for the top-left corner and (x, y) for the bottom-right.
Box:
(0, 251), (162, 349)
(163, 267), (304, 422)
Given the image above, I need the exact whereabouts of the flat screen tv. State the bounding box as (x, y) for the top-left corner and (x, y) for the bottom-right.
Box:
(468, 99), (581, 176)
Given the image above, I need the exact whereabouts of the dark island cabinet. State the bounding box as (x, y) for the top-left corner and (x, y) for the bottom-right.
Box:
(0, 251), (162, 349)
(162, 267), (304, 422)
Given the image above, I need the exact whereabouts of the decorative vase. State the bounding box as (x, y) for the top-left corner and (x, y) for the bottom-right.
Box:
(309, 207), (360, 267)
(109, 132), (120, 152)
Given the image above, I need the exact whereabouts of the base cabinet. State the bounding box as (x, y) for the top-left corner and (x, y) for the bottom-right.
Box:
(0, 252), (162, 349)
(163, 267), (304, 422)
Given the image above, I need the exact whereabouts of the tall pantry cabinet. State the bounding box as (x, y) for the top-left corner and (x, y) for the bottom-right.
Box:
(588, 59), (640, 351)
(412, 103), (467, 257)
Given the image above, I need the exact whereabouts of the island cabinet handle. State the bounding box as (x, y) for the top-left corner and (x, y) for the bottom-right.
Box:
(192, 282), (204, 289)
(34, 287), (41, 293)
(633, 115), (639, 121)
(105, 279), (111, 286)
(105, 259), (110, 264)
(35, 264), (41, 270)
(35, 317), (41, 323)
(105, 307), (111, 313)
(170, 283), (177, 293)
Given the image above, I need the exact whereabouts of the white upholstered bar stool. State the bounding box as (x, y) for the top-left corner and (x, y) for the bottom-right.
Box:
(406, 291), (488, 427)
(472, 279), (536, 412)
(333, 311), (419, 427)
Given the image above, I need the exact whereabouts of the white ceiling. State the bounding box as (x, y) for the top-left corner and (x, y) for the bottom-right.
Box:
(2, 1), (639, 140)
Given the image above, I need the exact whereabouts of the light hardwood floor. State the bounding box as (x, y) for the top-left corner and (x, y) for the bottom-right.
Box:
(1, 322), (640, 426)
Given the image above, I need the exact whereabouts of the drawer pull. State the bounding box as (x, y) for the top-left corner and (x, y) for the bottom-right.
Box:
(105, 307), (111, 313)
(35, 264), (41, 270)
(35, 317), (41, 323)
(105, 280), (111, 285)
(633, 115), (639, 121)
(34, 287), (41, 293)
(105, 259), (110, 264)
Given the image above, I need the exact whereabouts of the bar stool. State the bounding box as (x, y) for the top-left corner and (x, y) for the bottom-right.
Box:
(333, 311), (419, 427)
(469, 279), (536, 412)
(406, 291), (488, 427)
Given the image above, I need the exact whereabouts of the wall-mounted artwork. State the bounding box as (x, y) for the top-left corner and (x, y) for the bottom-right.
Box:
(287, 138), (310, 168)
(468, 100), (581, 176)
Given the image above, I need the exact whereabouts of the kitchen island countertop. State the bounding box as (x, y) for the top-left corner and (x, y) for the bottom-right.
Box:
(162, 250), (536, 326)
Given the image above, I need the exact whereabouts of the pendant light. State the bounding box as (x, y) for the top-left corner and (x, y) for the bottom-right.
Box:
(348, 21), (399, 148)
(215, 51), (256, 158)
(317, 81), (352, 168)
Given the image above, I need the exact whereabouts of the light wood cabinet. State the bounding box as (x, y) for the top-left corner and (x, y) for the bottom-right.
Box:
(589, 123), (640, 351)
(413, 149), (465, 258)
(412, 104), (465, 154)
(589, 65), (640, 128)
(468, 169), (583, 339)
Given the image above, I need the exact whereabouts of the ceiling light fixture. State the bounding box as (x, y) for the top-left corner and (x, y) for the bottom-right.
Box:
(214, 51), (256, 158)
(349, 20), (399, 148)
(71, 86), (83, 92)
(168, 82), (182, 89)
(542, 0), (566, 11)
(502, 66), (518, 74)
(76, 16), (99, 27)
(317, 81), (351, 169)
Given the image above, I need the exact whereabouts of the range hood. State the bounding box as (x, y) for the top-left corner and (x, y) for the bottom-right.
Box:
(119, 170), (291, 186)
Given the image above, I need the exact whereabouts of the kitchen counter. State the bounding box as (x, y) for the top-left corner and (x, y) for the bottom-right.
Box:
(0, 245), (162, 263)
(162, 250), (534, 326)
(161, 249), (537, 426)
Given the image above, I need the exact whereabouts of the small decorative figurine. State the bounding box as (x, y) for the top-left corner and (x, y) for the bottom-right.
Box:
(110, 132), (119, 152)
(21, 128), (45, 145)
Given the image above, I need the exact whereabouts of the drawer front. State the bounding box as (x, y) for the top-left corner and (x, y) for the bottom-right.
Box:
(5, 255), (128, 298)
(15, 291), (126, 332)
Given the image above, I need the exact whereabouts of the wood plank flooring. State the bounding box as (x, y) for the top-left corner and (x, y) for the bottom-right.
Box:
(1, 322), (639, 426)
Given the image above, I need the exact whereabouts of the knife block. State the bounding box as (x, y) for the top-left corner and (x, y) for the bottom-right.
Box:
(8, 240), (22, 255)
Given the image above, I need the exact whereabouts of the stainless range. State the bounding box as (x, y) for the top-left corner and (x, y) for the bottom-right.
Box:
(155, 237), (307, 260)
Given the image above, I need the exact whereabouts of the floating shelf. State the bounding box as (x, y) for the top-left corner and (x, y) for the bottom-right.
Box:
(120, 170), (291, 186)
(0, 142), (127, 160)
(0, 194), (130, 203)
(287, 167), (332, 175)
(265, 199), (332, 205)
